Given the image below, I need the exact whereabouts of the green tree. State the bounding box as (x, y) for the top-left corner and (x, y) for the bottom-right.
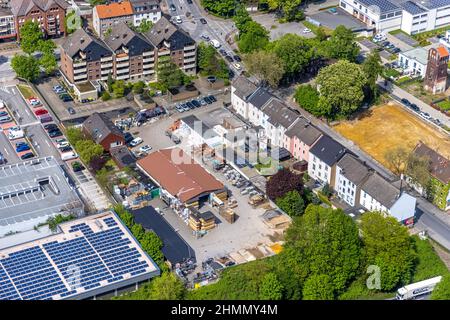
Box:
(201, 0), (236, 17)
(140, 231), (165, 265)
(132, 81), (145, 94)
(315, 26), (328, 41)
(360, 211), (416, 291)
(362, 50), (383, 101)
(281, 205), (361, 293)
(11, 54), (40, 81)
(267, 0), (304, 21)
(101, 91), (111, 101)
(294, 84), (320, 115)
(148, 272), (186, 300)
(65, 10), (81, 34)
(38, 39), (57, 55)
(157, 56), (186, 89)
(431, 274), (450, 300)
(19, 21), (43, 54)
(39, 52), (57, 75)
(268, 34), (315, 78)
(406, 153), (431, 188)
(276, 190), (305, 217)
(131, 223), (145, 240)
(238, 21), (269, 53)
(259, 272), (284, 300)
(315, 60), (367, 119)
(302, 274), (335, 300)
(244, 50), (284, 88)
(325, 25), (360, 62)
(233, 6), (252, 32)
(137, 19), (153, 33)
(66, 127), (85, 145)
(111, 80), (126, 98)
(114, 204), (135, 229)
(75, 140), (104, 164)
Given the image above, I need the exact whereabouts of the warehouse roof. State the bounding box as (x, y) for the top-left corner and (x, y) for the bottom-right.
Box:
(137, 148), (224, 203)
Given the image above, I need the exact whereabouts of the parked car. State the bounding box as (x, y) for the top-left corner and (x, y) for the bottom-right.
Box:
(210, 39), (220, 48)
(187, 0), (193, 4)
(420, 112), (432, 120)
(409, 103), (420, 112)
(57, 141), (69, 149)
(48, 130), (63, 138)
(123, 132), (133, 144)
(191, 100), (201, 108)
(185, 101), (195, 109)
(203, 96), (213, 104)
(53, 85), (63, 91)
(207, 95), (217, 102)
(59, 146), (73, 153)
(302, 28), (311, 34)
(0, 111), (8, 117)
(16, 144), (30, 152)
(182, 103), (190, 111)
(219, 49), (227, 56)
(392, 47), (401, 54)
(44, 123), (58, 130)
(199, 98), (207, 106)
(20, 152), (34, 160)
(169, 4), (176, 11)
(130, 137), (143, 147)
(67, 107), (76, 115)
(233, 63), (242, 70)
(72, 161), (84, 172)
(139, 145), (152, 153)
(233, 55), (242, 62)
(401, 98), (410, 106)
(207, 75), (217, 83)
(176, 104), (185, 113)
(200, 18), (207, 24)
(175, 16), (182, 24)
(201, 34), (210, 41)
(0, 152), (5, 165)
(34, 109), (48, 116)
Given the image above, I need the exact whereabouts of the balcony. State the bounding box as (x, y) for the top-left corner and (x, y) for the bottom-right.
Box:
(143, 51), (154, 57)
(143, 69), (155, 75)
(101, 63), (113, 68)
(74, 67), (87, 74)
(101, 68), (112, 75)
(116, 68), (129, 74)
(143, 57), (154, 63)
(158, 50), (170, 56)
(101, 56), (113, 62)
(74, 74), (87, 81)
(183, 63), (196, 70)
(73, 60), (86, 68)
(184, 57), (196, 64)
(116, 74), (130, 80)
(184, 45), (196, 51)
(184, 50), (196, 58)
(116, 62), (129, 69)
(116, 54), (129, 62)
(143, 63), (155, 69)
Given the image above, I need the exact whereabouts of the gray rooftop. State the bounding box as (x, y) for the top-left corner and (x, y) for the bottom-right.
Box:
(263, 99), (299, 129)
(309, 135), (347, 166)
(181, 114), (212, 136)
(358, 0), (400, 13)
(144, 15), (194, 51)
(248, 87), (273, 110)
(232, 76), (258, 101)
(401, 1), (427, 15)
(284, 118), (322, 146)
(83, 112), (125, 144)
(0, 157), (82, 235)
(104, 22), (154, 56)
(61, 28), (112, 62)
(361, 172), (400, 208)
(400, 46), (429, 65)
(337, 154), (371, 186)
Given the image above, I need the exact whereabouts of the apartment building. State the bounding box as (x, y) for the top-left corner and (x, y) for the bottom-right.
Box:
(60, 28), (113, 84)
(308, 135), (347, 187)
(339, 0), (450, 35)
(246, 87), (273, 127)
(398, 47), (428, 78)
(11, 0), (68, 40)
(104, 22), (156, 81)
(261, 99), (299, 148)
(93, 1), (134, 38)
(144, 15), (197, 75)
(0, 8), (15, 40)
(335, 153), (371, 207)
(131, 0), (161, 26)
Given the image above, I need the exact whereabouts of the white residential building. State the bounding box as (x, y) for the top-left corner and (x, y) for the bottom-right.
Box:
(131, 0), (161, 26)
(230, 76), (258, 119)
(398, 47), (428, 78)
(339, 0), (450, 35)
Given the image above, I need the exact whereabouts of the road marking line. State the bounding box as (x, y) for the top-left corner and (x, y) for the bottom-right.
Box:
(3, 148), (9, 155)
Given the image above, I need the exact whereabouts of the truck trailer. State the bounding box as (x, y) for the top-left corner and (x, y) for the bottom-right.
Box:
(396, 276), (442, 300)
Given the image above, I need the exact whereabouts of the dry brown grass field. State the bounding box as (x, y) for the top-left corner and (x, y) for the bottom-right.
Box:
(333, 103), (450, 170)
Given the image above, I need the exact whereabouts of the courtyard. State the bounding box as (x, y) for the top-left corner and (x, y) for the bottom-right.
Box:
(333, 103), (450, 171)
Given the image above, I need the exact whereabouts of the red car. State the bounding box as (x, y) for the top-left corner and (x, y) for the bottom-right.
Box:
(34, 109), (48, 116)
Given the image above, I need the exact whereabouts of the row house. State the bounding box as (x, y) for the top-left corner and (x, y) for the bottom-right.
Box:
(283, 118), (322, 163)
(230, 76), (258, 119)
(261, 99), (299, 148)
(60, 27), (113, 84)
(359, 172), (416, 225)
(308, 135), (347, 187)
(11, 0), (68, 40)
(103, 22), (155, 81)
(144, 16), (197, 75)
(335, 153), (371, 207)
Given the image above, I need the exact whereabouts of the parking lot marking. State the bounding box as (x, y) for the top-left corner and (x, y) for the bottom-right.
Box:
(45, 140), (51, 148)
(3, 147), (9, 155)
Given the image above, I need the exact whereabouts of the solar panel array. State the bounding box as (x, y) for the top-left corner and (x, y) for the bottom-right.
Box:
(401, 1), (427, 14)
(0, 216), (156, 300)
(358, 0), (400, 13)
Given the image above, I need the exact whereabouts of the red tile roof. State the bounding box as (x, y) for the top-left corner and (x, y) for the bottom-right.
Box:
(95, 1), (133, 19)
(137, 148), (224, 203)
(437, 46), (449, 58)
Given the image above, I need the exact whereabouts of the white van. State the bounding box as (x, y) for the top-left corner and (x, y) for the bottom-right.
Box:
(7, 129), (24, 140)
(210, 39), (221, 49)
(61, 151), (78, 161)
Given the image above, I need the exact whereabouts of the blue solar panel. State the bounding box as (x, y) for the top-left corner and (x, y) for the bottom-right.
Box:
(0, 215), (156, 300)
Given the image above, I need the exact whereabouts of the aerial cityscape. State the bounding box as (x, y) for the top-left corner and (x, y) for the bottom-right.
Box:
(0, 0), (449, 304)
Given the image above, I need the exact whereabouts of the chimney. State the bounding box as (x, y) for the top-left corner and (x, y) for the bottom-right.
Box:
(165, 27), (169, 33)
(80, 37), (84, 44)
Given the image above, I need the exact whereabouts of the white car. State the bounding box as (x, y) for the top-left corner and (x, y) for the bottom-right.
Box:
(210, 39), (221, 48)
(129, 137), (143, 147)
(233, 63), (242, 70)
(175, 16), (182, 24)
(302, 28), (312, 34)
(139, 145), (152, 153)
(57, 141), (70, 149)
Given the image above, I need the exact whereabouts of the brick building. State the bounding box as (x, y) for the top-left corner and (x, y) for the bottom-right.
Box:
(424, 46), (449, 94)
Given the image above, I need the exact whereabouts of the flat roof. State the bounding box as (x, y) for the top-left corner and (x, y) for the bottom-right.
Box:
(0, 157), (83, 235)
(0, 211), (160, 300)
(400, 47), (428, 65)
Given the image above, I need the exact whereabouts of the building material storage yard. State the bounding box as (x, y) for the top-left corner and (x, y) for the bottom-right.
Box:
(334, 103), (450, 171)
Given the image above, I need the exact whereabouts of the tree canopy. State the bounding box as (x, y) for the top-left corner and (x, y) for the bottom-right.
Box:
(19, 21), (43, 55)
(431, 274), (450, 300)
(276, 190), (305, 217)
(238, 21), (270, 53)
(197, 42), (229, 80)
(315, 60), (367, 119)
(267, 0), (304, 22)
(259, 272), (284, 300)
(360, 211), (416, 291)
(11, 54), (40, 81)
(294, 84), (320, 115)
(302, 274), (335, 300)
(266, 168), (303, 201)
(201, 0), (236, 17)
(362, 50), (383, 101)
(324, 25), (360, 62)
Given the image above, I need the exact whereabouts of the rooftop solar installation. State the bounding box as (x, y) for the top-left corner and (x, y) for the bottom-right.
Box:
(419, 0), (450, 10)
(0, 212), (159, 300)
(358, 0), (400, 13)
(401, 1), (427, 14)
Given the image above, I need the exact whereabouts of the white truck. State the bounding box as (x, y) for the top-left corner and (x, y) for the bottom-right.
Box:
(396, 276), (442, 300)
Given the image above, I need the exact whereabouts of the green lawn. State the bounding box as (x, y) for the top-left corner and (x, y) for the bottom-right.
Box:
(17, 84), (36, 100)
(437, 100), (450, 111)
(384, 68), (401, 79)
(302, 21), (333, 37)
(411, 236), (449, 282)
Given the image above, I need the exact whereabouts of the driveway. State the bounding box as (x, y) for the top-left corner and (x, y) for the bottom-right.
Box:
(252, 13), (315, 40)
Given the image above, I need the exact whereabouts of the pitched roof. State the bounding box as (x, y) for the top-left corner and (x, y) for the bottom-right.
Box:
(437, 46), (449, 58)
(83, 112), (125, 144)
(284, 117), (322, 146)
(61, 28), (112, 61)
(130, 0), (160, 13)
(309, 135), (346, 166)
(412, 141), (450, 184)
(11, 0), (69, 16)
(137, 148), (224, 203)
(361, 172), (400, 208)
(144, 15), (194, 51)
(94, 1), (133, 19)
(103, 22), (153, 56)
(232, 76), (258, 100)
(110, 145), (136, 168)
(262, 99), (299, 129)
(337, 153), (371, 186)
(248, 87), (272, 110)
